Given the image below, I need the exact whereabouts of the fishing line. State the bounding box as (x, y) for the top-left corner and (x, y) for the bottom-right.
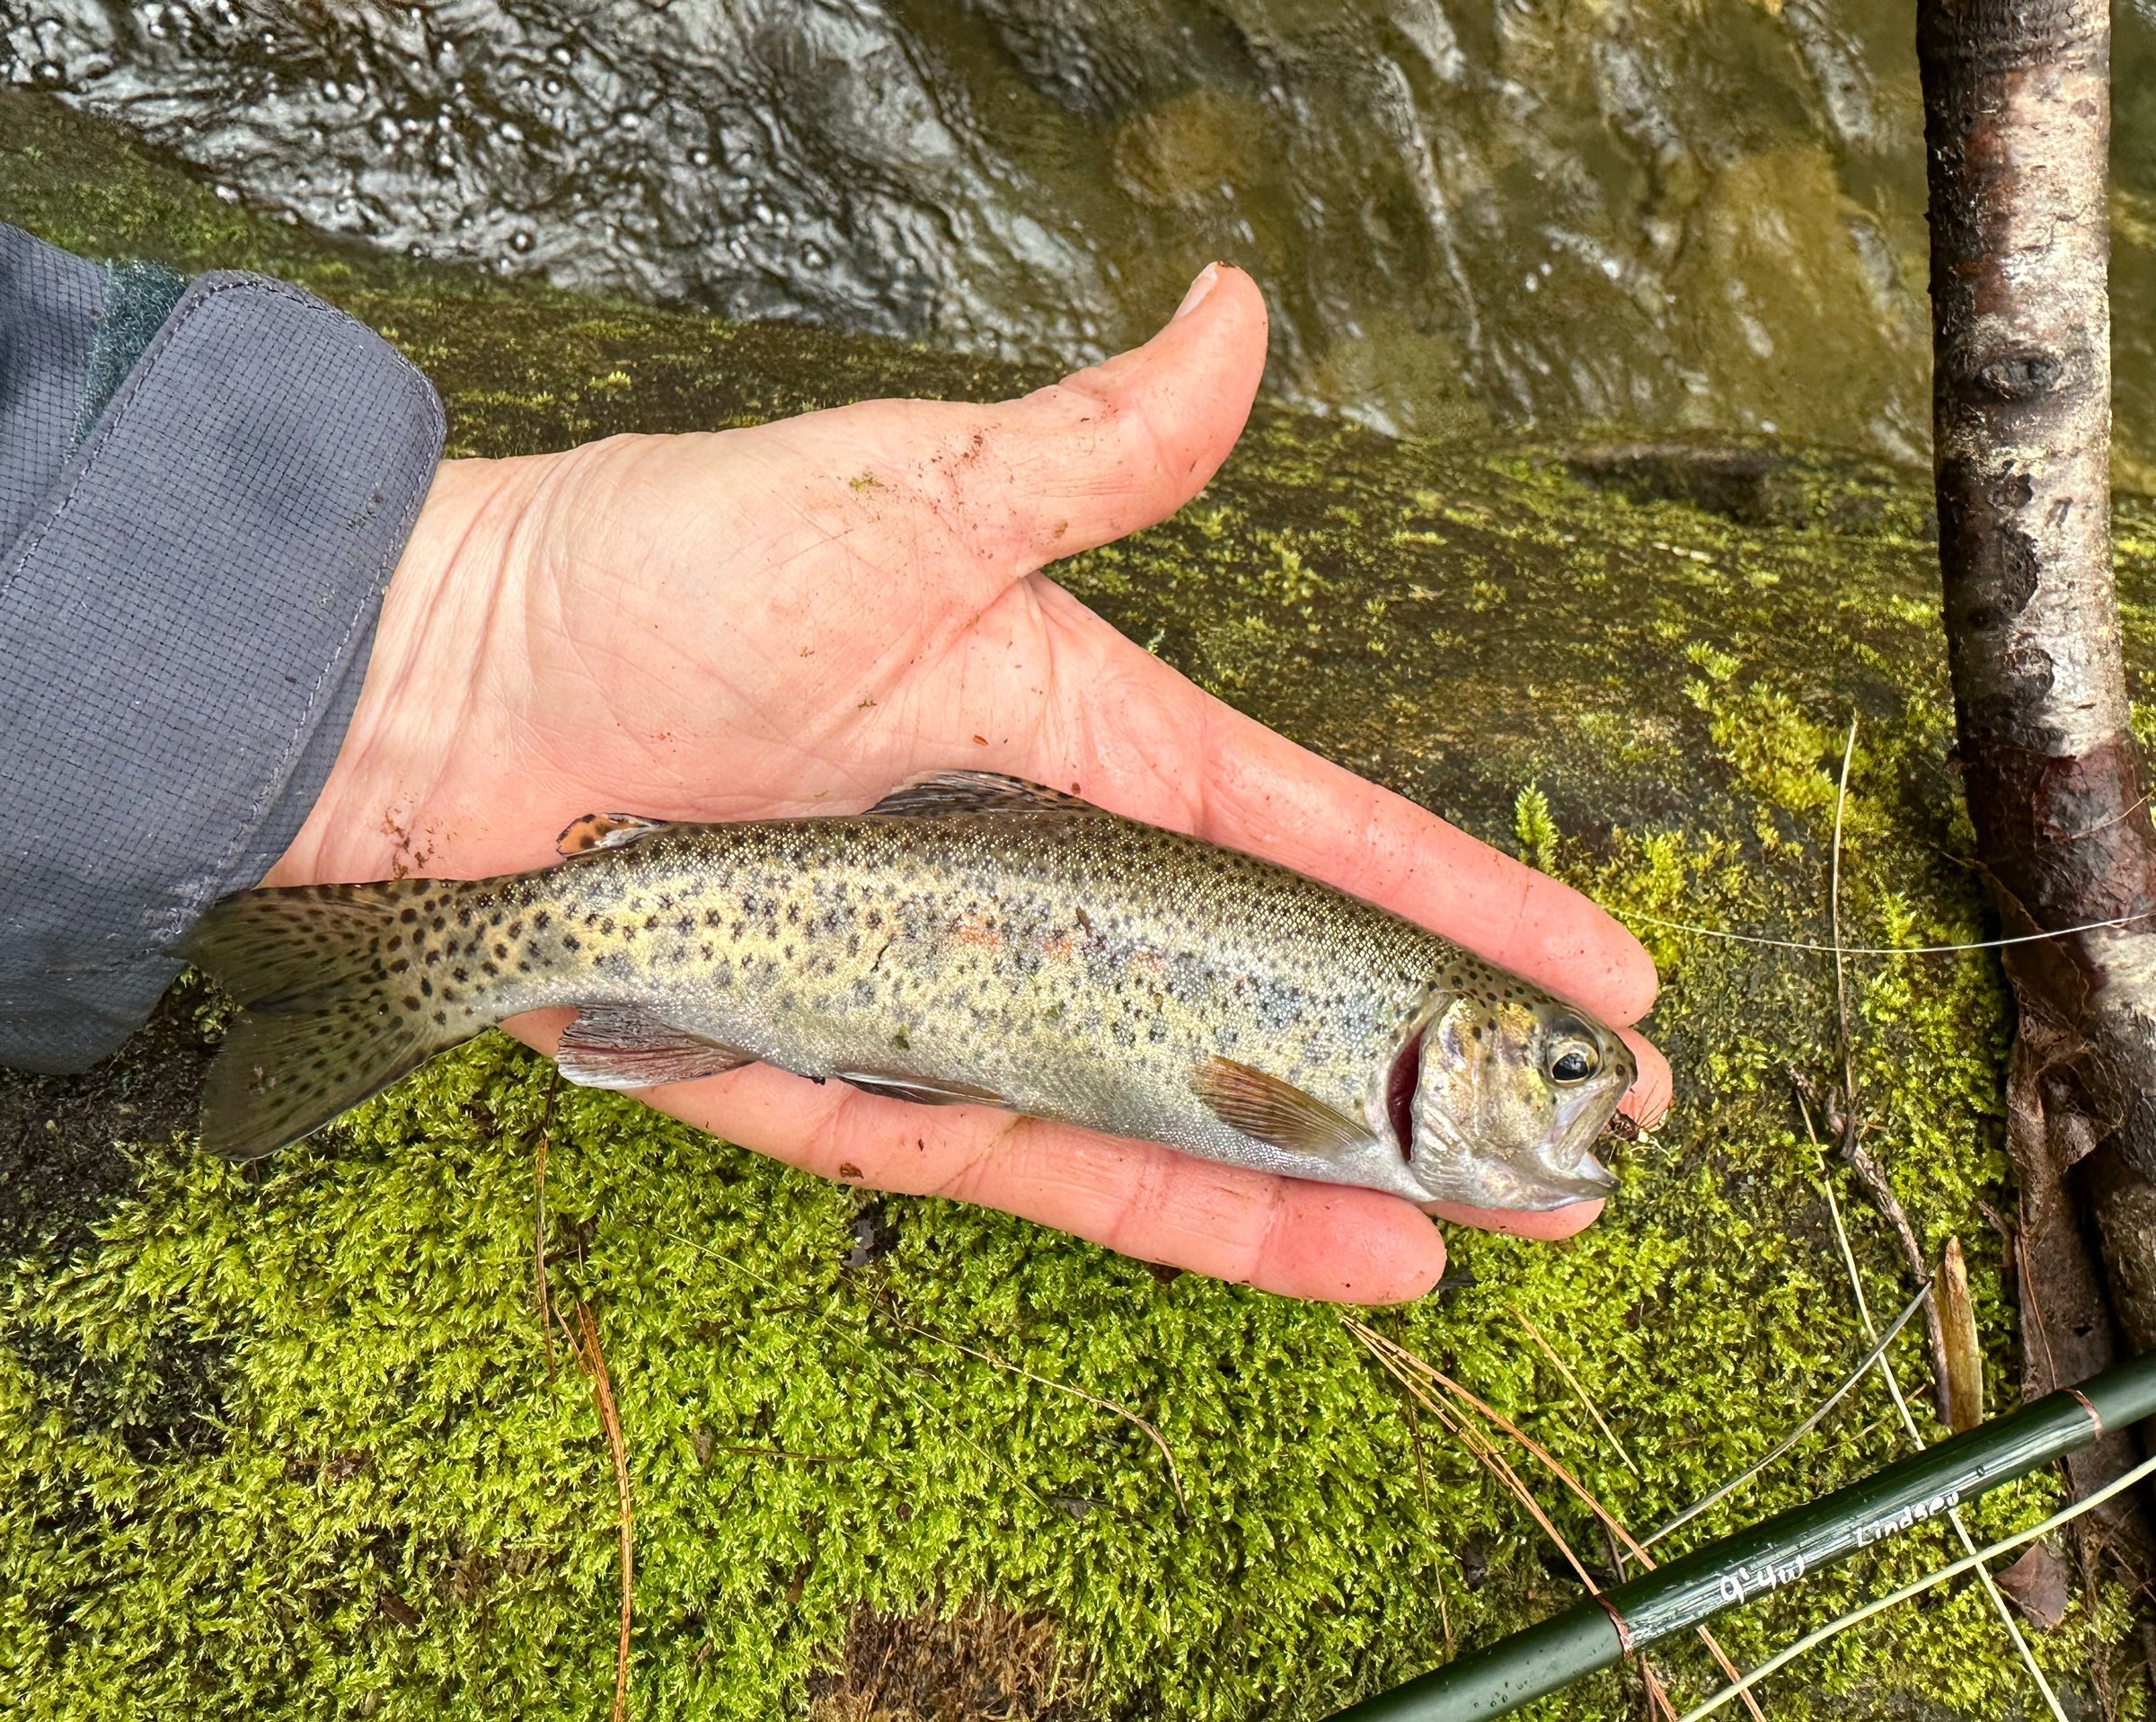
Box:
(1613, 905), (2156, 958)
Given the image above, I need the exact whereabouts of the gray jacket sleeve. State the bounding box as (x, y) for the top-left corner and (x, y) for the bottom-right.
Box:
(0, 223), (446, 1073)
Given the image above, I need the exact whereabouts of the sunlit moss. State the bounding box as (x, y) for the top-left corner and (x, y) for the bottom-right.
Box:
(4, 87), (2153, 1722)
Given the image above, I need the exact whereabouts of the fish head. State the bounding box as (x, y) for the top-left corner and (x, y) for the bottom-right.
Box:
(1396, 987), (1636, 1212)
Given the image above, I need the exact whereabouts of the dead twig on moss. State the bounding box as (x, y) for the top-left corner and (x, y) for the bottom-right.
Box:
(572, 1301), (633, 1722)
(1820, 720), (1957, 1426)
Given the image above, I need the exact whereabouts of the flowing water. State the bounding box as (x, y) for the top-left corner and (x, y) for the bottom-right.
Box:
(10, 1), (2156, 470)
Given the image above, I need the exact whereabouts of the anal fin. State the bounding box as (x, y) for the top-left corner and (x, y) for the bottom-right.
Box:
(1192, 1056), (1374, 1159)
(555, 1004), (757, 1090)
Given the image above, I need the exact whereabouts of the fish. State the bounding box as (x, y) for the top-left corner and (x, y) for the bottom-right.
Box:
(181, 771), (1636, 1211)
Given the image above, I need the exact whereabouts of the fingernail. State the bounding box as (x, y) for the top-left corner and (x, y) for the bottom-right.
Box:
(1171, 261), (1222, 322)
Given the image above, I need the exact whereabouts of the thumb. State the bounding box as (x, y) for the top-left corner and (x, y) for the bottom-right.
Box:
(971, 263), (1268, 574)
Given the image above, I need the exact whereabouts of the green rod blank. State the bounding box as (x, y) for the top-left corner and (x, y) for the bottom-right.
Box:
(1327, 1351), (2156, 1722)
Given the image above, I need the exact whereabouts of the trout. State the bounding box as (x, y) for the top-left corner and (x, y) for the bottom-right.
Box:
(184, 772), (1635, 1211)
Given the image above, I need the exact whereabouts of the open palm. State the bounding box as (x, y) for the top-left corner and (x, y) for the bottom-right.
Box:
(271, 264), (1668, 1303)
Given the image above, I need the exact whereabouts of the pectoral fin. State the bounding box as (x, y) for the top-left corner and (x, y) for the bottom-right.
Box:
(836, 1070), (1010, 1108)
(555, 1005), (758, 1089)
(1193, 1057), (1374, 1159)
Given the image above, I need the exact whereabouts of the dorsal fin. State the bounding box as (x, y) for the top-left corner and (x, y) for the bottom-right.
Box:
(863, 771), (1097, 818)
(556, 812), (672, 857)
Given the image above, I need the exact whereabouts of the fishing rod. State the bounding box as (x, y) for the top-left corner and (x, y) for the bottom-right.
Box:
(1326, 1350), (2156, 1722)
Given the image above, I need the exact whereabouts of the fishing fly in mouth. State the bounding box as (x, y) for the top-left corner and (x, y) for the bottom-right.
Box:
(184, 771), (1637, 1212)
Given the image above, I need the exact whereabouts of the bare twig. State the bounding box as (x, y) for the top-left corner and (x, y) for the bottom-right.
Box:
(1512, 1303), (1639, 1477)
(573, 1302), (633, 1722)
(723, 1445), (858, 1465)
(1820, 721), (1958, 1425)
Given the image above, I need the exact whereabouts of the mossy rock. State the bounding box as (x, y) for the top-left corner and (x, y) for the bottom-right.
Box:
(4, 90), (2152, 1722)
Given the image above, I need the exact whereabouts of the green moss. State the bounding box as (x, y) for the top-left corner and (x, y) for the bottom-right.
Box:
(4, 91), (2151, 1721)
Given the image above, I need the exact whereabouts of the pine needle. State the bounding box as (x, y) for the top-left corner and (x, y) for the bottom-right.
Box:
(1346, 1320), (1762, 1722)
(1512, 1303), (1639, 1476)
(533, 1069), (561, 1381)
(573, 1302), (634, 1722)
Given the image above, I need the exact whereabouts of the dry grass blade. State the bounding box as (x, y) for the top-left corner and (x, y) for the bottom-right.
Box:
(534, 1069), (561, 1380)
(1828, 716), (1858, 1144)
(1512, 1303), (1639, 1476)
(1675, 1453), (2156, 1722)
(1345, 1321), (1750, 1722)
(1643, 1284), (1932, 1550)
(1345, 1327), (1768, 1715)
(896, 1320), (1187, 1512)
(574, 1302), (634, 1722)
(1795, 1086), (2068, 1721)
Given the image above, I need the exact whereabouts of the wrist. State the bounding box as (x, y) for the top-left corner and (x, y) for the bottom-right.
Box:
(267, 455), (536, 887)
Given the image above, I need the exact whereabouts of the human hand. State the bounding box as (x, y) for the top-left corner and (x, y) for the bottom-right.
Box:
(270, 263), (1669, 1303)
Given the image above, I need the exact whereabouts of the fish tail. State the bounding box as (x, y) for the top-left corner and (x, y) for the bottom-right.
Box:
(182, 879), (482, 1161)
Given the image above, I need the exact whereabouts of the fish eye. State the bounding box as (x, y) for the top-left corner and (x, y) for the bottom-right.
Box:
(1549, 1045), (1597, 1084)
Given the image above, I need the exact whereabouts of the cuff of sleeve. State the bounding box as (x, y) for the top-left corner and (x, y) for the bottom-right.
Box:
(0, 270), (446, 1072)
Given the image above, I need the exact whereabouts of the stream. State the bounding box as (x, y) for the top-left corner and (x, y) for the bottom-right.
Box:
(10, 1), (2156, 470)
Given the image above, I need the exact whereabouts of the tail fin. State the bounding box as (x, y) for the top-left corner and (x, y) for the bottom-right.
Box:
(181, 879), (467, 1161)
